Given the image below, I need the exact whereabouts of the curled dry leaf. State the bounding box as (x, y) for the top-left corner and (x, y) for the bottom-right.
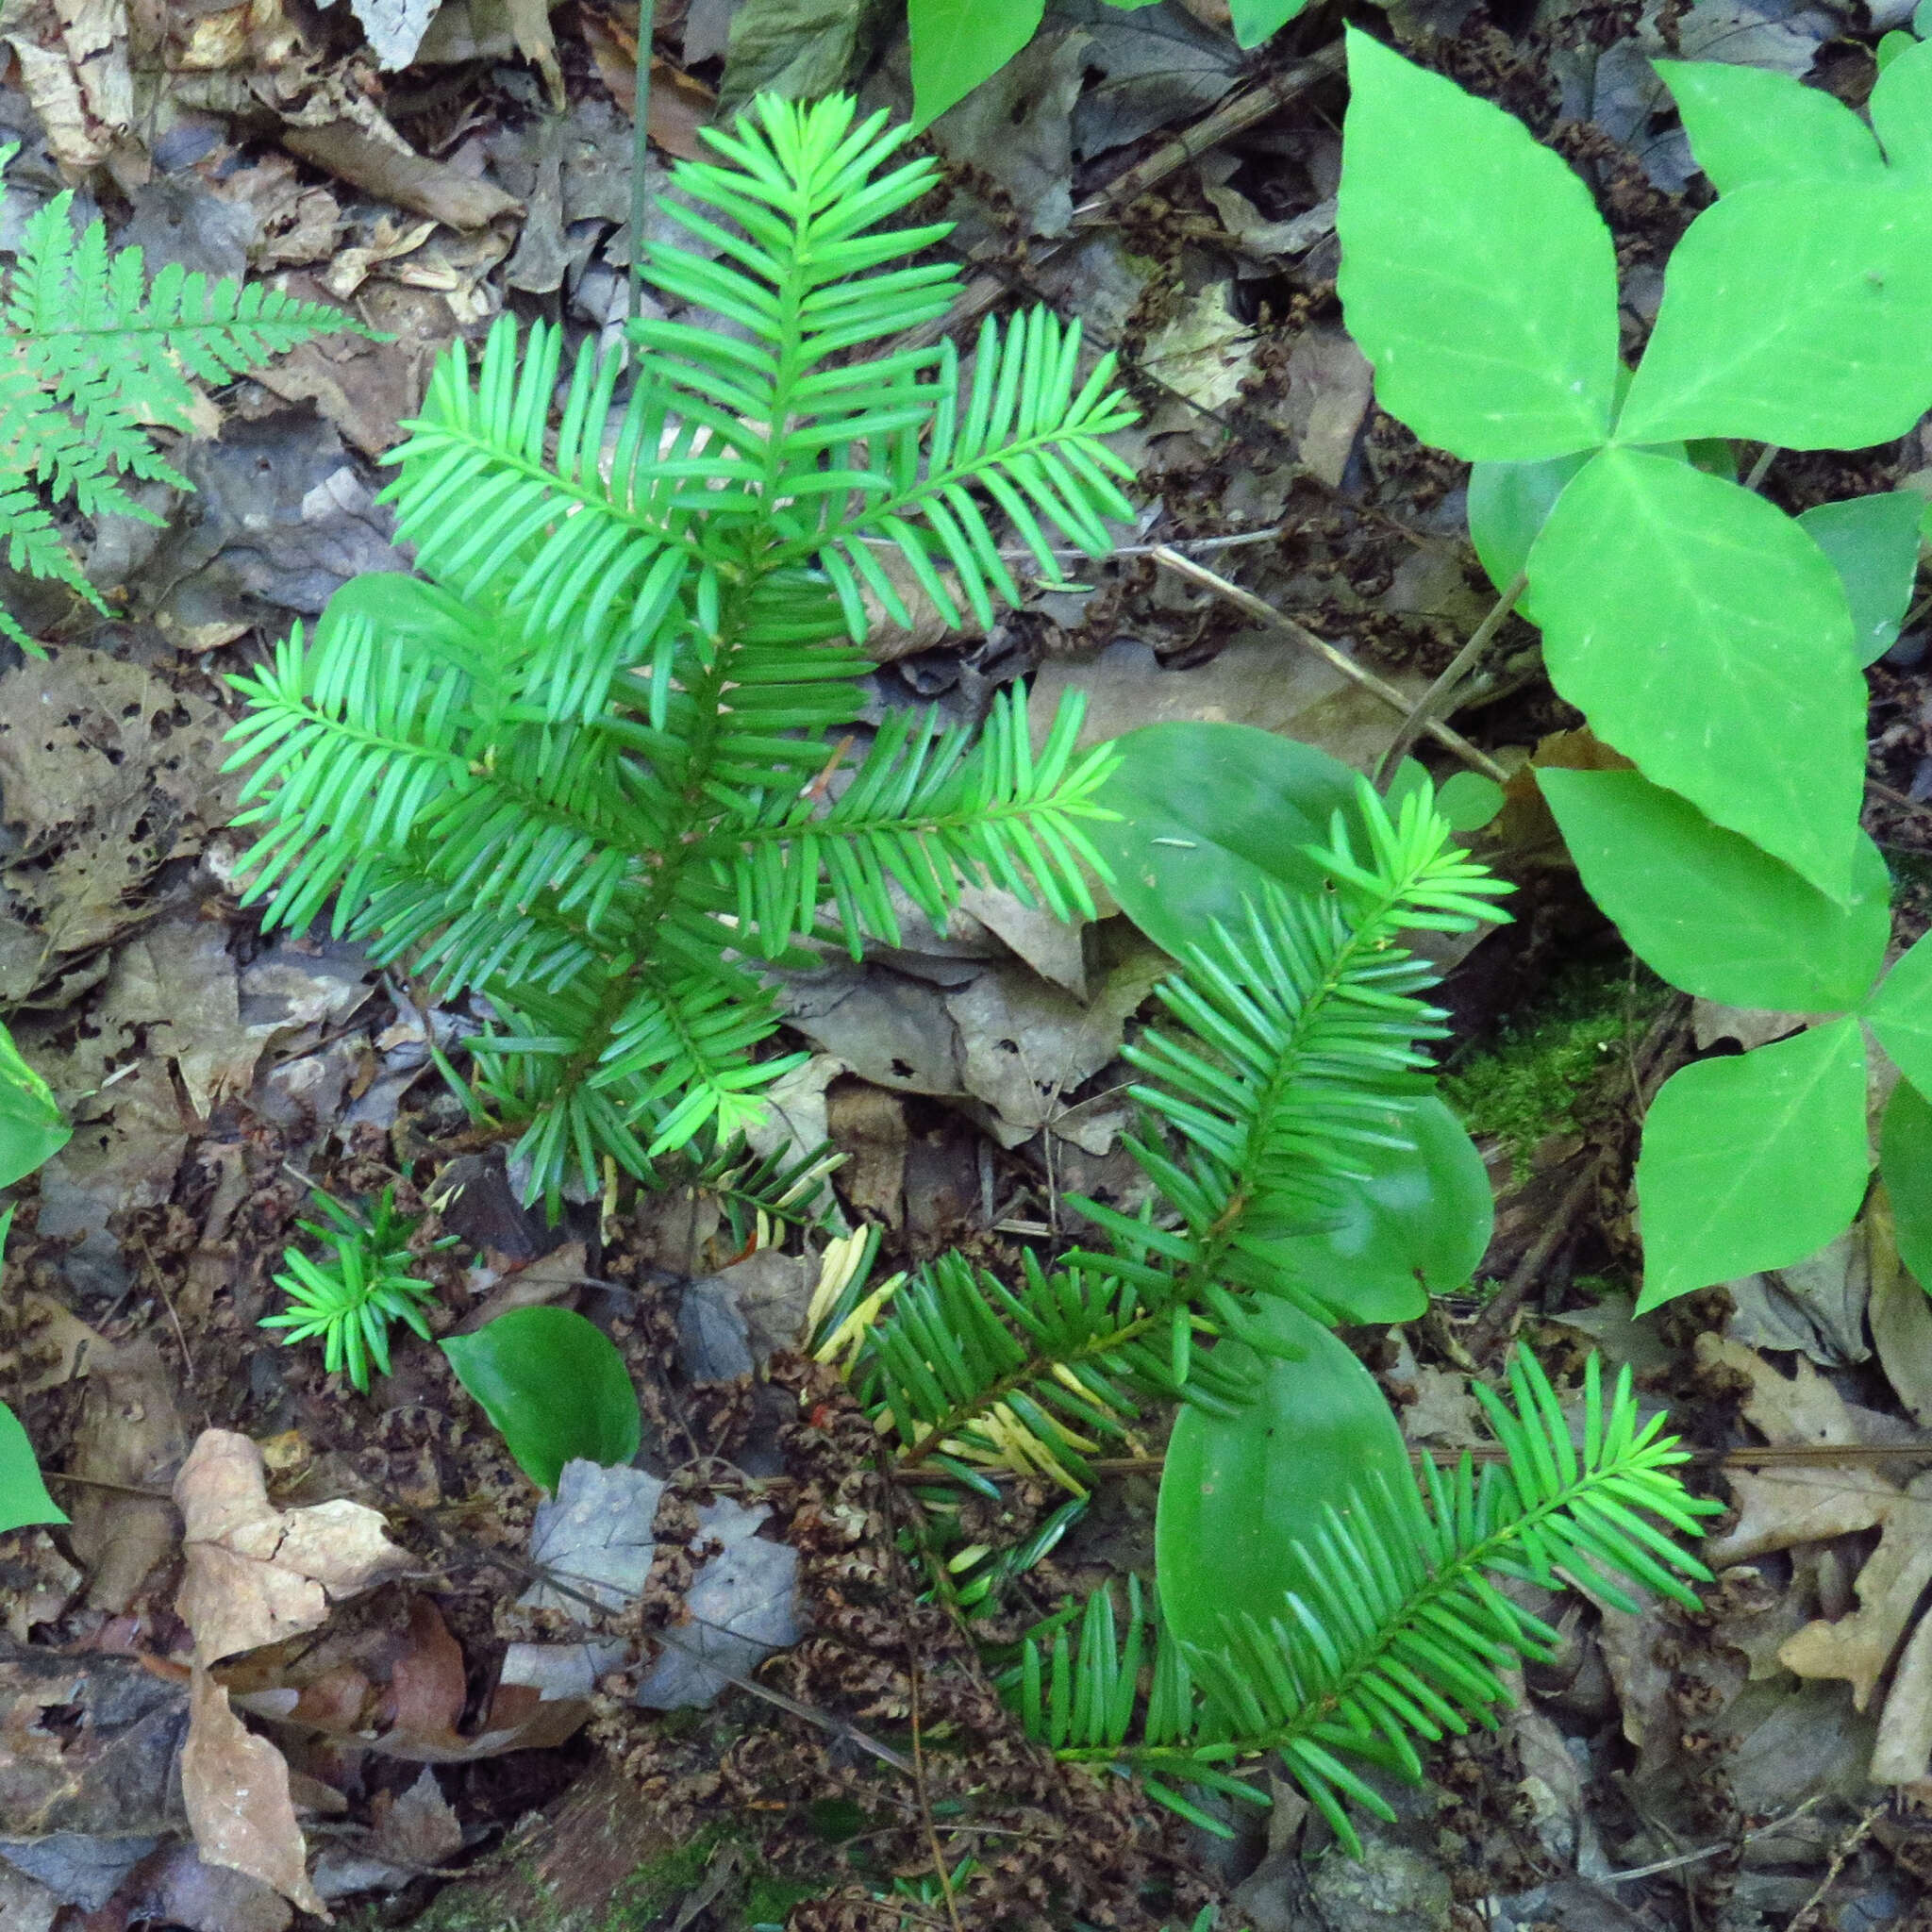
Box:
(182, 1663), (327, 1919)
(1698, 1334), (1932, 1782)
(175, 1430), (410, 1662)
(1697, 1333), (1907, 1562)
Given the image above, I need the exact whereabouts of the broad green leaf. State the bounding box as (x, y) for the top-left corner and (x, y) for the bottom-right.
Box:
(0, 1204), (59, 1532)
(908, 0), (1045, 126)
(1468, 451), (1589, 608)
(1882, 1081), (1932, 1291)
(1088, 721), (1360, 960)
(1244, 1096), (1494, 1325)
(1156, 1299), (1410, 1652)
(1436, 770), (1505, 832)
(1634, 1017), (1870, 1311)
(1538, 768), (1889, 1011)
(1336, 28), (1619, 461)
(0, 1400), (63, 1534)
(1617, 178), (1932, 450)
(1872, 38), (1932, 174)
(1229, 0), (1312, 49)
(1527, 446), (1864, 901)
(1881, 1079), (1932, 1292)
(1866, 932), (1932, 1097)
(0, 1023), (67, 1190)
(1654, 60), (1882, 194)
(1798, 493), (1924, 666)
(1467, 436), (1729, 607)
(1880, 29), (1917, 70)
(441, 1307), (641, 1493)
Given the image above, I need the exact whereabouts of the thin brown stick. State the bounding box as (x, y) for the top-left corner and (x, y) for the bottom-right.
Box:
(1789, 1801), (1884, 1930)
(908, 1657), (964, 1932)
(41, 1469), (175, 1499)
(903, 1437), (1932, 1491)
(1375, 570), (1527, 787)
(1073, 42), (1347, 223)
(1148, 545), (1510, 780)
(891, 43), (1345, 356)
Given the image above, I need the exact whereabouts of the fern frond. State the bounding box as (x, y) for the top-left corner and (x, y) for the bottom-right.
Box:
(707, 688), (1118, 958)
(0, 153), (357, 646)
(793, 312), (1141, 634)
(227, 93), (1137, 1212)
(1015, 1351), (1718, 1851)
(630, 94), (955, 475)
(381, 321), (705, 726)
(224, 610), (475, 931)
(832, 780), (1511, 1486)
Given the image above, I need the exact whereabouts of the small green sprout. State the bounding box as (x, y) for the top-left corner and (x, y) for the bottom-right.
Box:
(258, 1188), (453, 1393)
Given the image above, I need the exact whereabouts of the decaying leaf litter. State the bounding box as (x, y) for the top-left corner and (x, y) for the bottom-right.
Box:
(1, 0), (1932, 1927)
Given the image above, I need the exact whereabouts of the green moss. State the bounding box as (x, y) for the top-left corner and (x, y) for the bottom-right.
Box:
(743, 1873), (824, 1925)
(600, 1830), (729, 1928)
(359, 1829), (732, 1932)
(1441, 959), (1665, 1179)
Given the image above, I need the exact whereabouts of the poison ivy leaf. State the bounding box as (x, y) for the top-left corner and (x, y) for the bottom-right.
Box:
(441, 1307), (641, 1493)
(1336, 27), (1619, 461)
(1229, 0), (1313, 50)
(0, 1022), (67, 1190)
(1527, 446), (1864, 902)
(1881, 1079), (1932, 1293)
(0, 1399), (64, 1533)
(1616, 178), (1932, 450)
(1654, 61), (1883, 194)
(1634, 1016), (1870, 1312)
(1872, 38), (1932, 174)
(1538, 768), (1890, 1011)
(1866, 933), (1932, 1098)
(1156, 1299), (1410, 1652)
(908, 0), (1046, 126)
(1798, 493), (1923, 666)
(1245, 1096), (1494, 1325)
(1088, 721), (1360, 960)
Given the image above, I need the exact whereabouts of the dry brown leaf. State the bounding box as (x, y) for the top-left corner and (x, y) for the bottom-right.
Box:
(578, 10), (714, 159)
(0, 650), (238, 980)
(0, 1636), (190, 1837)
(1, 1291), (109, 1394)
(505, 0), (564, 108)
(1697, 1334), (1932, 1782)
(1874, 1607), (1932, 1780)
(64, 1337), (190, 1612)
(1779, 1470), (1932, 1708)
(1871, 1191), (1932, 1427)
(175, 1430), (410, 1662)
(1697, 1332), (1909, 1563)
(281, 123), (520, 229)
(373, 1766), (462, 1868)
(182, 1663), (327, 1918)
(225, 1596), (591, 1762)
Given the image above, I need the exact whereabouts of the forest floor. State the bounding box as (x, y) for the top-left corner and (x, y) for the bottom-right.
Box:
(5, 1), (1932, 1929)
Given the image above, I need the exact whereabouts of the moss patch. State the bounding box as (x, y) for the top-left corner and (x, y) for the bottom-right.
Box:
(1442, 959), (1666, 1178)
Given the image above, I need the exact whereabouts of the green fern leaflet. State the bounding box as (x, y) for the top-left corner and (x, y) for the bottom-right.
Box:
(0, 146), (360, 650)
